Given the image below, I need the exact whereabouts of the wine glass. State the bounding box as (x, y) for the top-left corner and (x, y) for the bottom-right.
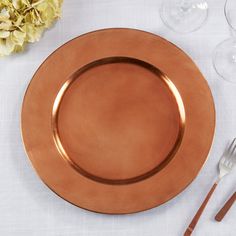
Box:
(160, 0), (209, 33)
(213, 0), (236, 83)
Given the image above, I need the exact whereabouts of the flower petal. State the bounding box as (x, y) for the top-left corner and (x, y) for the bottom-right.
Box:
(0, 31), (10, 38)
(0, 21), (12, 30)
(0, 8), (10, 21)
(0, 38), (14, 56)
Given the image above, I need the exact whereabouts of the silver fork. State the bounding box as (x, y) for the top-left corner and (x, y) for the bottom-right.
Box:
(184, 138), (236, 236)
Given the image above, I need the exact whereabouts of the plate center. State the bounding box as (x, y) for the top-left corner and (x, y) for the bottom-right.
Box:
(53, 57), (185, 185)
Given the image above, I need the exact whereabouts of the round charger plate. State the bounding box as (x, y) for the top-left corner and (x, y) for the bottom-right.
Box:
(21, 28), (215, 214)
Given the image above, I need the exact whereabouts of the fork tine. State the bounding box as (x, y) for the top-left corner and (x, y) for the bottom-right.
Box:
(227, 139), (236, 168)
(228, 138), (236, 155)
(232, 145), (236, 156)
(230, 139), (236, 156)
(231, 143), (236, 162)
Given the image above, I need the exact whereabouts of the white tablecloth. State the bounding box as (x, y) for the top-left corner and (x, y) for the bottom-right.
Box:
(0, 1), (236, 235)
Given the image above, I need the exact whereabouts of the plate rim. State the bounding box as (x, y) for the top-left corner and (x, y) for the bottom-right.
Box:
(21, 28), (216, 214)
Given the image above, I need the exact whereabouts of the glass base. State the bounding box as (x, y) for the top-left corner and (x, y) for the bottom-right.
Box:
(160, 0), (209, 33)
(213, 38), (236, 83)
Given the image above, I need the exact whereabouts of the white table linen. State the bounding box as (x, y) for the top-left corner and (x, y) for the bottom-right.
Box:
(0, 0), (235, 235)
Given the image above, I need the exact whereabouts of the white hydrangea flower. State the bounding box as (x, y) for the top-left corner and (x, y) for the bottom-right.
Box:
(0, 0), (63, 57)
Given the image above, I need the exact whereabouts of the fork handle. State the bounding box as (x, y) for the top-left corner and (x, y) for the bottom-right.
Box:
(184, 183), (218, 236)
(215, 192), (236, 222)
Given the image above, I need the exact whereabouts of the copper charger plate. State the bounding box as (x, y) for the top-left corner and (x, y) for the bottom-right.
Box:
(21, 28), (215, 214)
